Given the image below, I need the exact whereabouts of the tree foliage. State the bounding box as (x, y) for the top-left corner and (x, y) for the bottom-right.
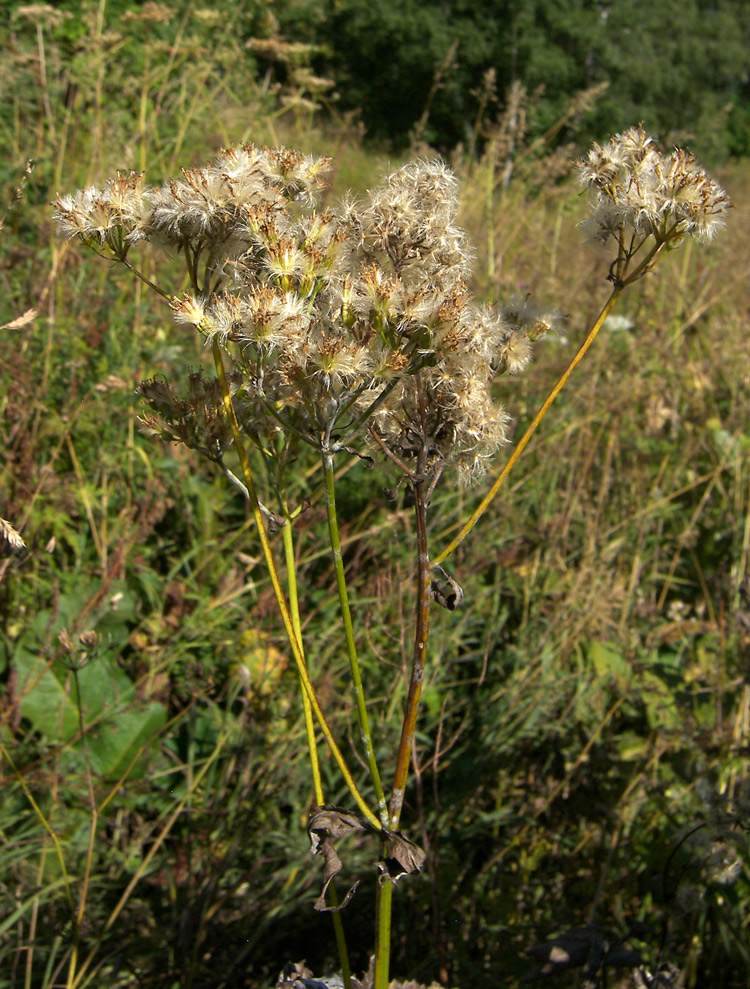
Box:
(268, 0), (750, 158)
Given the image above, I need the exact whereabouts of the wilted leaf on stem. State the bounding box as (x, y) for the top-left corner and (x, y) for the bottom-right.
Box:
(309, 806), (369, 912)
(308, 806), (426, 908)
(379, 830), (427, 884)
(429, 566), (463, 611)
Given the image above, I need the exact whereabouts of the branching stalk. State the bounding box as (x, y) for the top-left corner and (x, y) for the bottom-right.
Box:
(281, 504), (352, 989)
(434, 284), (621, 566)
(375, 379), (434, 989)
(322, 449), (389, 827)
(433, 238), (680, 568)
(212, 340), (380, 830)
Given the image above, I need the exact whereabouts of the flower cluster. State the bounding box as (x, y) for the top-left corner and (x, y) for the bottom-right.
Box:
(54, 145), (562, 483)
(578, 125), (732, 247)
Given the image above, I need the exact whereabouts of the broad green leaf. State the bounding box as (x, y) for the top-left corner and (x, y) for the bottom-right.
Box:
(15, 648), (79, 742)
(639, 670), (681, 731)
(76, 656), (136, 723)
(86, 702), (167, 779)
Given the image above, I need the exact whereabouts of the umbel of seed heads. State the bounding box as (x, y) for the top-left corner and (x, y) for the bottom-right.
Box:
(577, 124), (732, 263)
(54, 145), (564, 485)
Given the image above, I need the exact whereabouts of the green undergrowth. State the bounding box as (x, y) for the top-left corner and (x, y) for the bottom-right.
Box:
(1, 4), (749, 987)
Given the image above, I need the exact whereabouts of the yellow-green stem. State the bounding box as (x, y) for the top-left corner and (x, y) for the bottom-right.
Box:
(211, 341), (380, 829)
(373, 878), (393, 989)
(281, 512), (324, 804)
(433, 283), (624, 567)
(323, 450), (389, 827)
(281, 509), (352, 989)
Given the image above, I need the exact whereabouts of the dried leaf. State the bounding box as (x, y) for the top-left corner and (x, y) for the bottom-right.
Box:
(308, 806), (370, 912)
(309, 806), (369, 843)
(278, 959), (457, 989)
(379, 830), (427, 883)
(430, 566), (463, 611)
(312, 835), (360, 912)
(276, 961), (345, 988)
(309, 807), (426, 907)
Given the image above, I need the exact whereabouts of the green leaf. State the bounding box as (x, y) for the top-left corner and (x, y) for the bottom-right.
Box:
(75, 656), (136, 723)
(85, 702), (167, 780)
(639, 670), (681, 731)
(15, 647), (166, 779)
(589, 640), (631, 687)
(15, 648), (79, 742)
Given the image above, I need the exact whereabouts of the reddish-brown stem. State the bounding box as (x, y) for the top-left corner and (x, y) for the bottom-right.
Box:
(388, 381), (433, 830)
(388, 476), (431, 830)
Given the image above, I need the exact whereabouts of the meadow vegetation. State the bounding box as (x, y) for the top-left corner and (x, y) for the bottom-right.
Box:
(1, 3), (749, 988)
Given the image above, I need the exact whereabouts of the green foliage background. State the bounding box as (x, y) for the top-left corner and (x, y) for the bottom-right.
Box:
(274, 0), (750, 158)
(1, 1), (749, 987)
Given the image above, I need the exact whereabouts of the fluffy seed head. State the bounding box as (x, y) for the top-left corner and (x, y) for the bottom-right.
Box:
(54, 146), (562, 482)
(578, 125), (732, 246)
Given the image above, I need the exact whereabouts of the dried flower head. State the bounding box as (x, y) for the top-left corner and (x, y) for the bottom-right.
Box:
(54, 144), (560, 484)
(0, 518), (27, 560)
(578, 125), (732, 248)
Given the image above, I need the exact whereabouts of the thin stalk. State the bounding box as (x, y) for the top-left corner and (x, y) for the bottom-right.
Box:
(334, 376), (400, 450)
(281, 509), (324, 804)
(433, 283), (623, 567)
(375, 383), (433, 989)
(66, 665), (101, 989)
(433, 235), (676, 568)
(373, 879), (393, 989)
(387, 476), (432, 832)
(71, 734), (230, 989)
(212, 340), (380, 830)
(281, 506), (352, 989)
(322, 450), (389, 828)
(373, 478), (431, 989)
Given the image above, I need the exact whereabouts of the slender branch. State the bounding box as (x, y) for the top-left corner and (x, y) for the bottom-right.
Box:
(281, 510), (324, 806)
(375, 378), (432, 989)
(368, 423), (416, 479)
(119, 255), (171, 301)
(433, 233), (680, 568)
(336, 376), (401, 450)
(432, 283), (623, 567)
